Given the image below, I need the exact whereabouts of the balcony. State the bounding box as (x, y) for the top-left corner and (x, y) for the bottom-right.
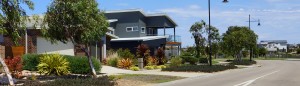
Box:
(167, 35), (181, 43)
(146, 34), (181, 43)
(106, 27), (119, 38)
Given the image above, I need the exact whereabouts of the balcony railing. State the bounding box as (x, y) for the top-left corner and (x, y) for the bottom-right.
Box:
(146, 34), (181, 42)
(167, 35), (181, 42)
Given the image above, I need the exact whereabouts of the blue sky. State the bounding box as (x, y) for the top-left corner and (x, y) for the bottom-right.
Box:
(26, 0), (300, 47)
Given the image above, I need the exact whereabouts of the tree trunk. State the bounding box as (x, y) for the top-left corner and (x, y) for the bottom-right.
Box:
(83, 44), (97, 78)
(0, 57), (14, 85)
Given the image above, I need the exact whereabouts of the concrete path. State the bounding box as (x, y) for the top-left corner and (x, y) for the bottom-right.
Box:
(101, 66), (210, 77)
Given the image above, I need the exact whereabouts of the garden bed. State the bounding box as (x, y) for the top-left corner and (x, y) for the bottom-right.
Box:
(162, 65), (238, 73)
(228, 60), (257, 65)
(0, 74), (116, 86)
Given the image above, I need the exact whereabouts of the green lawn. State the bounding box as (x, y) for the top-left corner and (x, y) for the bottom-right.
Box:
(113, 74), (185, 83)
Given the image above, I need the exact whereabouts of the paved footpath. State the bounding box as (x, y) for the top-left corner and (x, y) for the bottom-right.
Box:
(101, 66), (210, 77)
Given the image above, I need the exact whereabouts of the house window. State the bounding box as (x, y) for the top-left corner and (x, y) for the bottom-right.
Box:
(126, 26), (139, 32)
(141, 27), (145, 33)
(126, 27), (133, 32)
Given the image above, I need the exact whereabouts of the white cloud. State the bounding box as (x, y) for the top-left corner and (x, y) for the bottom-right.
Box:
(116, 3), (128, 6)
(188, 5), (201, 9)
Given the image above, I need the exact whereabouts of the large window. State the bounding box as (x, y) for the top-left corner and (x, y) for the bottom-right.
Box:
(126, 26), (139, 32)
(141, 27), (145, 33)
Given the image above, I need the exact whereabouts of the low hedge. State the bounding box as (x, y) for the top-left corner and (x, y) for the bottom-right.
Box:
(162, 65), (237, 73)
(229, 60), (257, 65)
(22, 54), (101, 74)
(22, 54), (42, 71)
(64, 55), (101, 74)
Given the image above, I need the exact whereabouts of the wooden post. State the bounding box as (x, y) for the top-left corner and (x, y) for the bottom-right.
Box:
(0, 56), (14, 85)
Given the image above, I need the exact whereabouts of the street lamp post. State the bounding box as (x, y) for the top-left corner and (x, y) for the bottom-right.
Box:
(247, 14), (260, 61)
(208, 0), (228, 66)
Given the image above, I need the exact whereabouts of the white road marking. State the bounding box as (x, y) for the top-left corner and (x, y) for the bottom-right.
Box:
(234, 71), (279, 86)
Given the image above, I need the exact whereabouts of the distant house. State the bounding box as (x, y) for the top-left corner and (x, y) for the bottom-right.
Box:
(258, 40), (288, 52)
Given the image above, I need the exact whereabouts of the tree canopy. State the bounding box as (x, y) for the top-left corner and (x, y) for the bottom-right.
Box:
(0, 0), (34, 45)
(42, 0), (108, 77)
(221, 26), (258, 60)
(42, 0), (108, 44)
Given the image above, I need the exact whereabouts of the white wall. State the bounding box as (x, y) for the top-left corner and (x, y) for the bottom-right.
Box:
(37, 37), (75, 56)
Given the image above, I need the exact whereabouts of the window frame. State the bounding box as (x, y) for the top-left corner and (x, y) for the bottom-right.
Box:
(141, 27), (146, 33)
(126, 27), (134, 32)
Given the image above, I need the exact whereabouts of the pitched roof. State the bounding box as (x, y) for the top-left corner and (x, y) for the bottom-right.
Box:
(105, 9), (177, 27)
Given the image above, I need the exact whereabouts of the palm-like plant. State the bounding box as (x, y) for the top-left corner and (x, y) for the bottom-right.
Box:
(37, 54), (70, 76)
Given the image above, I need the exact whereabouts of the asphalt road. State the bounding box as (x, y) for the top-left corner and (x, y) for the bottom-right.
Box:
(157, 60), (300, 86)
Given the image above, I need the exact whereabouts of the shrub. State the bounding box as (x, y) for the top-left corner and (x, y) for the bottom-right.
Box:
(136, 44), (151, 66)
(145, 66), (154, 70)
(107, 57), (119, 67)
(22, 54), (41, 71)
(230, 60), (257, 65)
(117, 48), (135, 59)
(146, 56), (159, 66)
(199, 58), (208, 63)
(64, 55), (101, 74)
(170, 57), (182, 67)
(5, 56), (23, 78)
(181, 56), (198, 65)
(37, 54), (70, 76)
(153, 65), (161, 69)
(129, 66), (140, 71)
(162, 65), (237, 73)
(156, 47), (166, 65)
(159, 65), (167, 69)
(117, 58), (133, 69)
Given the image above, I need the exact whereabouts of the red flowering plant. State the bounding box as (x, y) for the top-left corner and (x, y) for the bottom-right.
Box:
(5, 56), (23, 78)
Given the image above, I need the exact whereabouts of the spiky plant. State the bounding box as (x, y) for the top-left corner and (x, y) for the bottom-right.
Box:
(117, 58), (133, 69)
(37, 54), (70, 76)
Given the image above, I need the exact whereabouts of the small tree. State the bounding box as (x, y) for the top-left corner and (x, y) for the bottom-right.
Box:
(190, 21), (206, 59)
(42, 0), (108, 77)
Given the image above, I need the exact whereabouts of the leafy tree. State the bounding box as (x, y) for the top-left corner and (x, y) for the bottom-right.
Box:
(190, 21), (206, 59)
(0, 0), (34, 85)
(190, 21), (221, 65)
(0, 0), (34, 45)
(42, 0), (108, 77)
(206, 26), (221, 59)
(222, 26), (258, 61)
